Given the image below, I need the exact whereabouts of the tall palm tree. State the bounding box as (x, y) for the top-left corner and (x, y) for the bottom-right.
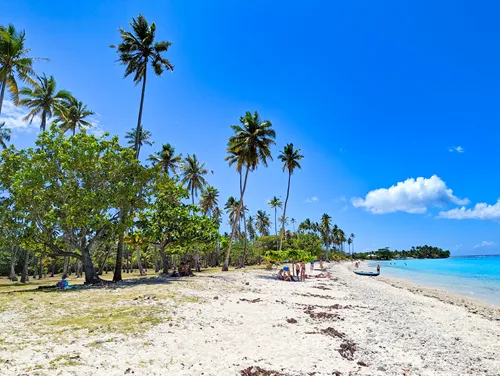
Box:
(0, 24), (45, 114)
(181, 154), (211, 205)
(112, 14), (173, 152)
(224, 196), (239, 229)
(348, 237), (353, 257)
(148, 143), (182, 176)
(18, 74), (71, 131)
(125, 125), (153, 158)
(320, 213), (332, 259)
(200, 186), (219, 217)
(278, 143), (304, 250)
(0, 122), (11, 149)
(222, 111), (276, 271)
(247, 215), (256, 242)
(55, 96), (95, 136)
(350, 233), (355, 255)
(291, 218), (296, 233)
(255, 210), (271, 237)
(268, 196), (282, 249)
(298, 218), (312, 233)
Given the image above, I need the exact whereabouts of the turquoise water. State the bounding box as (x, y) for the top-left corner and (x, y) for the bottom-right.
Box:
(368, 256), (500, 306)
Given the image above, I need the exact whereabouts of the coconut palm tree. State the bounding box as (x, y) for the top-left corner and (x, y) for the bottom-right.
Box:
(348, 237), (353, 257)
(247, 215), (256, 242)
(222, 111), (276, 271)
(55, 96), (95, 136)
(319, 213), (332, 259)
(200, 186), (219, 217)
(0, 24), (45, 114)
(278, 143), (304, 250)
(0, 122), (11, 149)
(181, 154), (211, 205)
(298, 218), (312, 233)
(17, 74), (71, 132)
(125, 125), (153, 158)
(224, 196), (239, 229)
(255, 210), (271, 237)
(291, 218), (296, 233)
(112, 14), (173, 152)
(268, 196), (282, 249)
(148, 143), (182, 176)
(350, 233), (355, 255)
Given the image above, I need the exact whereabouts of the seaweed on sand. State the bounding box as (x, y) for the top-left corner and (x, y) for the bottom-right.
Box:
(240, 366), (290, 376)
(337, 340), (356, 360)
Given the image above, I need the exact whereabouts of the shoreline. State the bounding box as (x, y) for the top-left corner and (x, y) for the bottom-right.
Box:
(347, 261), (500, 321)
(0, 263), (499, 375)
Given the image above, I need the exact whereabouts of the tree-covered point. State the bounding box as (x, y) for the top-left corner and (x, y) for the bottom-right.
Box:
(353, 245), (451, 260)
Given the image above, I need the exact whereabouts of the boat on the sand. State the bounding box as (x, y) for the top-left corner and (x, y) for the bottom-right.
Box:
(353, 270), (380, 276)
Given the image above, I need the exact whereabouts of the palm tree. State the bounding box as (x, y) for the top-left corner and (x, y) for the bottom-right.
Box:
(255, 210), (271, 237)
(291, 218), (296, 233)
(224, 196), (239, 229)
(112, 14), (173, 152)
(268, 196), (282, 249)
(350, 233), (355, 255)
(125, 125), (153, 158)
(298, 218), (312, 233)
(348, 237), (353, 257)
(181, 154), (211, 205)
(200, 186), (219, 217)
(17, 74), (71, 132)
(278, 143), (304, 250)
(0, 24), (45, 114)
(55, 96), (95, 135)
(148, 143), (182, 176)
(0, 122), (11, 149)
(319, 213), (332, 259)
(222, 111), (276, 271)
(247, 215), (256, 242)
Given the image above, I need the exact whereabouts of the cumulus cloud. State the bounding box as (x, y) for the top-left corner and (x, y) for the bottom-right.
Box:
(449, 146), (464, 153)
(305, 196), (319, 203)
(473, 241), (496, 249)
(438, 199), (500, 220)
(0, 100), (39, 132)
(352, 175), (468, 214)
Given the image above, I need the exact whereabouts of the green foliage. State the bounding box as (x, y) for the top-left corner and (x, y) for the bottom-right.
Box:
(354, 245), (451, 260)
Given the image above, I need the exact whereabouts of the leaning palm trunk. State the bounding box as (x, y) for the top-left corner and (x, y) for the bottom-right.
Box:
(135, 66), (147, 152)
(239, 170), (249, 267)
(223, 166), (250, 271)
(279, 172), (292, 250)
(0, 79), (6, 115)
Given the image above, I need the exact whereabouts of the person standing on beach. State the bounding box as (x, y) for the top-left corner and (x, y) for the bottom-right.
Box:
(377, 264), (381, 273)
(301, 262), (306, 281)
(295, 263), (300, 278)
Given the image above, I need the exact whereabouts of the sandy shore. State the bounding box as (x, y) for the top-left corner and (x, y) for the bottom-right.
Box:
(0, 263), (499, 376)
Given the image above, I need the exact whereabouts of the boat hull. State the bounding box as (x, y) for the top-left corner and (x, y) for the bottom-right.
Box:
(353, 270), (380, 276)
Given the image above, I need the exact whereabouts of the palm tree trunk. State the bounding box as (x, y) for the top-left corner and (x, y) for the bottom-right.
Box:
(113, 212), (126, 282)
(279, 172), (292, 250)
(223, 166), (250, 271)
(137, 246), (145, 276)
(0, 79), (6, 115)
(240, 170), (248, 267)
(41, 110), (47, 132)
(135, 64), (148, 152)
(274, 207), (278, 249)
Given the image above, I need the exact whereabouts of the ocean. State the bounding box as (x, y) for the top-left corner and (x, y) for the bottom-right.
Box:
(368, 255), (500, 306)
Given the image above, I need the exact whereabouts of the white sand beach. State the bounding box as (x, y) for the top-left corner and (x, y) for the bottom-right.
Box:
(0, 263), (499, 376)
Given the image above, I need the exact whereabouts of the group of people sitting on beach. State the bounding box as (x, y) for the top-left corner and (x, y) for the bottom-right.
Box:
(277, 261), (313, 282)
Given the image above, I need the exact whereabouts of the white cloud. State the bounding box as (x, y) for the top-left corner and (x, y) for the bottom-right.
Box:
(0, 100), (39, 132)
(473, 241), (496, 249)
(438, 199), (500, 220)
(352, 175), (468, 214)
(448, 146), (464, 153)
(305, 196), (319, 203)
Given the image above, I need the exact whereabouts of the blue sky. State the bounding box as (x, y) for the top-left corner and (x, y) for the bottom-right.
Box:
(3, 1), (500, 255)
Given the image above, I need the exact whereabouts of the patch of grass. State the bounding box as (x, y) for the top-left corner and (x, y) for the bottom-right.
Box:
(48, 354), (83, 369)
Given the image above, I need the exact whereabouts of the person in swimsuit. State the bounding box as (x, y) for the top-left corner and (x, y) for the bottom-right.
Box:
(377, 265), (381, 273)
(295, 263), (300, 277)
(301, 262), (306, 281)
